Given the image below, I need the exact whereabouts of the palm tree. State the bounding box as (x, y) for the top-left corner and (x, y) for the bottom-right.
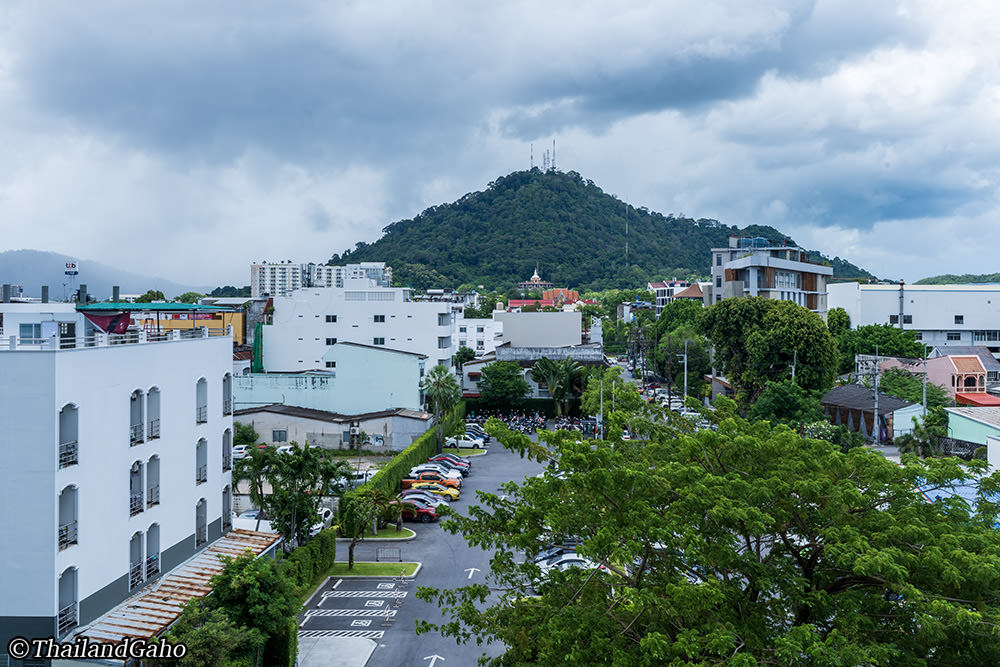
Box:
(557, 357), (586, 415)
(233, 447), (275, 532)
(425, 364), (461, 454)
(529, 357), (564, 415)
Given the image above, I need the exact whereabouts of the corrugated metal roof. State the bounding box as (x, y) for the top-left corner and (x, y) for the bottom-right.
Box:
(73, 529), (280, 644)
(951, 355), (985, 374)
(78, 302), (231, 311)
(821, 384), (913, 414)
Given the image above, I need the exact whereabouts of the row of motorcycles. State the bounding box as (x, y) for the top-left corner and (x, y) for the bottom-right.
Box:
(467, 413), (546, 434)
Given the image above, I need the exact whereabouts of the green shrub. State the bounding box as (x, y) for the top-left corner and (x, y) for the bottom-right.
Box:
(262, 618), (298, 667)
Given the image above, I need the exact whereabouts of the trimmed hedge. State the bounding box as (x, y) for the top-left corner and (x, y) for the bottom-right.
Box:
(338, 402), (465, 533)
(277, 526), (338, 596)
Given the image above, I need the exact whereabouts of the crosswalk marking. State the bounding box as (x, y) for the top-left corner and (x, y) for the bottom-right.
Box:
(298, 630), (385, 639)
(307, 609), (398, 618)
(321, 590), (408, 598)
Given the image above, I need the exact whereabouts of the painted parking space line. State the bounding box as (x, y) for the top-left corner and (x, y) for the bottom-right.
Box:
(321, 590), (409, 598)
(308, 609), (398, 618)
(298, 630), (385, 639)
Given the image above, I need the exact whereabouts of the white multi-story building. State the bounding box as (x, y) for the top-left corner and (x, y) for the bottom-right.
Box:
(454, 316), (504, 356)
(708, 236), (833, 316)
(829, 282), (1000, 358)
(0, 303), (235, 649)
(261, 281), (454, 372)
(647, 280), (691, 315)
(251, 261), (392, 298)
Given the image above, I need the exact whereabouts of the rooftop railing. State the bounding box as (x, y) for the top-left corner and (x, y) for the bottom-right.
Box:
(2, 326), (232, 352)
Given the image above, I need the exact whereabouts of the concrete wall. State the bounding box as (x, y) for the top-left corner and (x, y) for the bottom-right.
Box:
(495, 311), (581, 347)
(235, 412), (429, 451)
(946, 409), (1000, 445)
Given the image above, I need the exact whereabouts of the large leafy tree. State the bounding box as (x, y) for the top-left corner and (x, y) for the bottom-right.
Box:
(580, 367), (643, 426)
(651, 298), (703, 342)
(651, 325), (710, 399)
(700, 297), (837, 405)
(425, 363), (461, 454)
(827, 306), (851, 338)
(747, 379), (825, 427)
(836, 324), (927, 375)
(877, 366), (949, 408)
(418, 407), (1000, 665)
(478, 361), (531, 412)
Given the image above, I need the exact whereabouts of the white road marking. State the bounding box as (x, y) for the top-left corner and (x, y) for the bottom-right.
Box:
(298, 630), (384, 639)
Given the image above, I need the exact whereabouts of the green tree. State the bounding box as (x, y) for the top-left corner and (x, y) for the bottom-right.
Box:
(478, 361), (531, 412)
(827, 306), (851, 338)
(175, 291), (205, 303)
(836, 324), (926, 375)
(234, 422), (258, 447)
(453, 346), (476, 374)
(651, 326), (710, 399)
(651, 298), (703, 342)
(135, 289), (165, 303)
(264, 444), (350, 548)
(340, 488), (393, 570)
(418, 409), (1000, 665)
(878, 366), (949, 408)
(747, 379), (824, 427)
(232, 447), (275, 532)
(425, 364), (461, 454)
(580, 367), (643, 425)
(160, 597), (264, 667)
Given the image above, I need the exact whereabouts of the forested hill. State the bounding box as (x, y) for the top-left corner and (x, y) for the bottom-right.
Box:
(915, 273), (1000, 285)
(333, 169), (875, 291)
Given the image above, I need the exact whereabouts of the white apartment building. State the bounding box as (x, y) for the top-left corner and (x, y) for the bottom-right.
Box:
(261, 282), (454, 372)
(647, 280), (691, 315)
(828, 282), (1000, 358)
(454, 315), (504, 356)
(708, 236), (833, 316)
(0, 303), (235, 650)
(250, 261), (392, 298)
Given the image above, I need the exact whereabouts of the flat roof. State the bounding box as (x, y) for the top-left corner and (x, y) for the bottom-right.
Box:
(78, 302), (232, 312)
(946, 406), (1000, 427)
(234, 403), (431, 423)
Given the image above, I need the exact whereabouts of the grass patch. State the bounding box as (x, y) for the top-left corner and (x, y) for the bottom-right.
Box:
(443, 447), (487, 456)
(328, 561), (420, 577)
(363, 526), (415, 539)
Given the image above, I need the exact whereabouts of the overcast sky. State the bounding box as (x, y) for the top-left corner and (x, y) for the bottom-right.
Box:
(1, 1), (997, 286)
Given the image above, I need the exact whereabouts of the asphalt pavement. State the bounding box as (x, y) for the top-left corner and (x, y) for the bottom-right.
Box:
(299, 434), (547, 667)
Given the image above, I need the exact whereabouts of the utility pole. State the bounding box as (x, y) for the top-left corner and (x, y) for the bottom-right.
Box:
(922, 347), (927, 419)
(683, 339), (689, 398)
(873, 345), (880, 445)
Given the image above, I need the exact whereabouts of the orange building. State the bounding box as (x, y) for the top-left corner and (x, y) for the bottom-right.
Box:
(542, 288), (579, 307)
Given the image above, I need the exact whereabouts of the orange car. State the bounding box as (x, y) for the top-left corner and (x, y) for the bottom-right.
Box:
(401, 471), (462, 490)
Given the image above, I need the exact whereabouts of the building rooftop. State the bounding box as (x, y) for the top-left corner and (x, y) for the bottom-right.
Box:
(78, 302), (232, 312)
(821, 384), (913, 414)
(234, 403), (431, 423)
(72, 529), (280, 644)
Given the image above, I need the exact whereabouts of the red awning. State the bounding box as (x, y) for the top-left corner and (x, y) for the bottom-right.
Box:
(956, 392), (1000, 406)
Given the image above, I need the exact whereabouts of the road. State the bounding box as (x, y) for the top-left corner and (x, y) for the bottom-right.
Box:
(302, 433), (546, 666)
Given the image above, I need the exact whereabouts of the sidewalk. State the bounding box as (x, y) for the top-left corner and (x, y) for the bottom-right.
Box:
(297, 635), (376, 667)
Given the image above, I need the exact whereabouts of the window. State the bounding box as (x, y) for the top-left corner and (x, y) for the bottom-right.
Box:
(325, 338), (337, 345)
(715, 254), (722, 266)
(889, 315), (899, 324)
(947, 332), (961, 341)
(373, 337), (385, 346)
(272, 430), (288, 442)
(326, 315), (337, 322)
(19, 322), (41, 340)
(955, 315), (965, 325)
(373, 314), (385, 323)
(325, 361), (336, 368)
(903, 315), (912, 324)
(914, 332), (922, 340)
(476, 327), (484, 333)
(459, 326), (467, 333)
(715, 277), (722, 288)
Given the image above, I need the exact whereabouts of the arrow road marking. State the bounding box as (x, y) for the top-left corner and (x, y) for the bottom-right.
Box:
(424, 655), (446, 667)
(465, 567), (480, 579)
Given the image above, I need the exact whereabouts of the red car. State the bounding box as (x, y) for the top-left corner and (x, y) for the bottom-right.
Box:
(427, 454), (471, 472)
(391, 499), (439, 523)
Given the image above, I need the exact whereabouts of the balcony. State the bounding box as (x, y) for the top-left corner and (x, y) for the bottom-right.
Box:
(196, 406), (208, 424)
(148, 418), (160, 439)
(195, 526), (207, 548)
(57, 602), (78, 636)
(196, 465), (207, 485)
(59, 440), (79, 468)
(129, 423), (144, 446)
(147, 485), (160, 507)
(58, 521), (78, 550)
(222, 454), (232, 472)
(129, 493), (144, 516)
(145, 553), (160, 579)
(223, 398), (233, 415)
(129, 562), (144, 590)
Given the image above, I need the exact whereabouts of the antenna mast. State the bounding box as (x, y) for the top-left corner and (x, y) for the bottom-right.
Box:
(552, 139), (556, 171)
(625, 202), (629, 267)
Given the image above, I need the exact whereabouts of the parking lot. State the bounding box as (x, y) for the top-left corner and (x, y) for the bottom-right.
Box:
(300, 433), (546, 665)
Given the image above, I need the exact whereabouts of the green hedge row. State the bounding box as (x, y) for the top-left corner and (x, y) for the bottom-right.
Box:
(338, 402), (465, 533)
(277, 526), (338, 596)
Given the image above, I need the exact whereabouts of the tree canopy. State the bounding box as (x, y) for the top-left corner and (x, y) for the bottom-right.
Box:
(835, 324), (927, 375)
(425, 364), (461, 453)
(699, 297), (837, 405)
(877, 366), (949, 408)
(418, 406), (1000, 666)
(479, 361), (531, 411)
(135, 289), (165, 303)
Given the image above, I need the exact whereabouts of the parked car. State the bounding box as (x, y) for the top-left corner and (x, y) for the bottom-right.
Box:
(277, 445), (296, 455)
(426, 456), (470, 475)
(331, 469), (378, 493)
(445, 436), (487, 449)
(398, 489), (448, 506)
(533, 553), (607, 589)
(309, 507), (334, 536)
(402, 471), (462, 489)
(464, 424), (490, 441)
(233, 509), (274, 533)
(405, 481), (460, 500)
(411, 462), (466, 478)
(232, 444), (249, 460)
(390, 499), (439, 523)
(429, 452), (472, 467)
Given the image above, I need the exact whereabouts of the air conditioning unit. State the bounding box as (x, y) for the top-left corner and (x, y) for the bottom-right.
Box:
(349, 427), (360, 435)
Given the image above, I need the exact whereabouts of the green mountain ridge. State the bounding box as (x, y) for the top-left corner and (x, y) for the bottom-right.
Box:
(333, 169), (875, 291)
(915, 273), (1000, 285)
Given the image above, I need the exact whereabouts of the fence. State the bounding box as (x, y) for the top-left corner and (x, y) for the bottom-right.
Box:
(936, 436), (980, 461)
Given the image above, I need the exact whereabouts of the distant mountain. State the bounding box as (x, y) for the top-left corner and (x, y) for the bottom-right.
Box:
(332, 169), (876, 291)
(0, 250), (209, 301)
(915, 273), (1000, 285)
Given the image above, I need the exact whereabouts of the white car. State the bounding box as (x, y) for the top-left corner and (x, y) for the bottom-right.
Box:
(310, 507), (334, 536)
(277, 445), (296, 455)
(233, 509), (274, 534)
(232, 444), (249, 460)
(445, 436), (486, 449)
(409, 464), (463, 480)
